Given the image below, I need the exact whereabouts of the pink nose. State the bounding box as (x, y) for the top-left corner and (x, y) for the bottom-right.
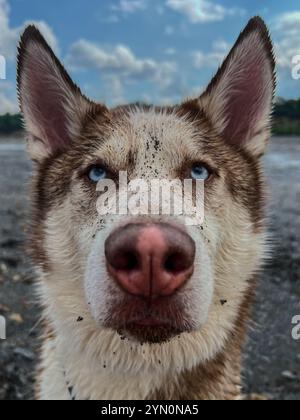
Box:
(105, 223), (195, 300)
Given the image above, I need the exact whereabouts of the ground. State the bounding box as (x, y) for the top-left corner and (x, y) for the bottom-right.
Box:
(0, 136), (299, 400)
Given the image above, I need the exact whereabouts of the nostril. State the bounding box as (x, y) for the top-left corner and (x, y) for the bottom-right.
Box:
(164, 252), (191, 273)
(105, 223), (195, 298)
(112, 251), (140, 271)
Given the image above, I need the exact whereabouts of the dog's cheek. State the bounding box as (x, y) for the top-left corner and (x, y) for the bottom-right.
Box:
(43, 203), (80, 270)
(68, 183), (101, 260)
(212, 198), (265, 327)
(84, 227), (113, 324)
(185, 224), (217, 328)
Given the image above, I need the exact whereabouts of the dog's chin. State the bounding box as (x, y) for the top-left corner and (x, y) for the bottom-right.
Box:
(104, 316), (193, 344)
(118, 322), (186, 344)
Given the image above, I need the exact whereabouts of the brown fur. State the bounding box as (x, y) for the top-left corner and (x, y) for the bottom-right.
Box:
(17, 17), (275, 400)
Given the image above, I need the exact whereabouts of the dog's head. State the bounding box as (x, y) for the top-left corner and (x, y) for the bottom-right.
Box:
(17, 17), (275, 371)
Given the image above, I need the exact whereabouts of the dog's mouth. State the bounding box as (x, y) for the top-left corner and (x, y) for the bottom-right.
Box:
(121, 321), (184, 344)
(103, 297), (193, 344)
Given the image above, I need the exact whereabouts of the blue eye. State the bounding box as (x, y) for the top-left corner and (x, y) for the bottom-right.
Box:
(88, 166), (107, 182)
(191, 165), (210, 181)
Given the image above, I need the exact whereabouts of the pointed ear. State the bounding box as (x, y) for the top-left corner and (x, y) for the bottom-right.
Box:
(198, 17), (276, 157)
(17, 26), (106, 161)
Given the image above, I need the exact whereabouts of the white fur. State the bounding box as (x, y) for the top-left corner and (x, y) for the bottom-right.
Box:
(18, 20), (274, 400)
(36, 109), (266, 400)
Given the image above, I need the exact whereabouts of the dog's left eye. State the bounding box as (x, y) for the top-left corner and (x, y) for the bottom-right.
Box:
(191, 165), (210, 181)
(88, 166), (107, 182)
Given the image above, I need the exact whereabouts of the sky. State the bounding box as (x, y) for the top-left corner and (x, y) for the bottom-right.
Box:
(0, 0), (300, 113)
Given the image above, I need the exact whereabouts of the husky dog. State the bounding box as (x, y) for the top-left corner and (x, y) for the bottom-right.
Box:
(17, 17), (275, 400)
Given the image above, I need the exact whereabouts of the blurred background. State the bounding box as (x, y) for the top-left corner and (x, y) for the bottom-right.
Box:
(0, 0), (299, 400)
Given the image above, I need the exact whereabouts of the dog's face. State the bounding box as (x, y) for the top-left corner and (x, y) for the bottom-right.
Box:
(18, 18), (275, 371)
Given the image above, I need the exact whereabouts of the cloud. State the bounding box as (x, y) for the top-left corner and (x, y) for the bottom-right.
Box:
(193, 39), (230, 68)
(111, 0), (147, 14)
(66, 39), (182, 104)
(67, 39), (177, 90)
(0, 0), (59, 60)
(272, 12), (300, 69)
(0, 0), (59, 113)
(166, 0), (243, 23)
(67, 40), (158, 77)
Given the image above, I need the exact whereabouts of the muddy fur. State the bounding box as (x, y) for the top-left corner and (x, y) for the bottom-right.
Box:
(17, 17), (275, 400)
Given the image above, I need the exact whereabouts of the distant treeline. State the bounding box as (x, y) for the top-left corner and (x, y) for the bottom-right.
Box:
(0, 113), (23, 134)
(272, 98), (300, 135)
(0, 98), (300, 135)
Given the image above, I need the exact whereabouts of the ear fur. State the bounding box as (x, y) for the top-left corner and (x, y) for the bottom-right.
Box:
(17, 25), (107, 161)
(197, 17), (276, 157)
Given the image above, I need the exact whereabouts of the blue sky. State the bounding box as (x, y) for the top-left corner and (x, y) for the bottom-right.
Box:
(0, 0), (300, 113)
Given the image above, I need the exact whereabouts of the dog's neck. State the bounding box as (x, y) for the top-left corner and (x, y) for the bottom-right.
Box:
(45, 330), (244, 400)
(150, 332), (244, 400)
(62, 352), (242, 401)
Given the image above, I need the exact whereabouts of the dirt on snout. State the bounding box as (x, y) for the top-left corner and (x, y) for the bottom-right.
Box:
(0, 136), (300, 400)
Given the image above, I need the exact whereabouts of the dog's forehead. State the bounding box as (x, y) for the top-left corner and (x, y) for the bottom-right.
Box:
(90, 107), (206, 171)
(127, 108), (190, 140)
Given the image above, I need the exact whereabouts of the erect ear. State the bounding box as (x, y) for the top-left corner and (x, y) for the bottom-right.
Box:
(17, 26), (106, 161)
(198, 17), (276, 157)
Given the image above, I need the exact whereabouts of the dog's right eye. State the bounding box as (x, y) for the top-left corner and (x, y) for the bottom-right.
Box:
(88, 166), (107, 182)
